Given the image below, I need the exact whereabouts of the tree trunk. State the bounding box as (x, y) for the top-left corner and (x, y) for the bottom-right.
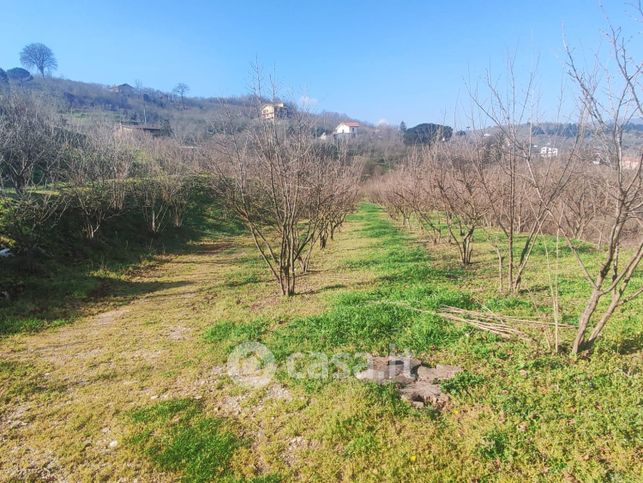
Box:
(572, 288), (602, 354)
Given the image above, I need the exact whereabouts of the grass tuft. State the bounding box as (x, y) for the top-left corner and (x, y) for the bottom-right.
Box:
(128, 399), (241, 482)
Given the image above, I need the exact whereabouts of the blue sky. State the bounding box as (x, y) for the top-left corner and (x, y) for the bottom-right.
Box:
(1, 1), (640, 126)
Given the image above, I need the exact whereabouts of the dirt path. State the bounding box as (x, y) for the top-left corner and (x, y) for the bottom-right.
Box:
(0, 239), (249, 479)
(0, 217), (377, 481)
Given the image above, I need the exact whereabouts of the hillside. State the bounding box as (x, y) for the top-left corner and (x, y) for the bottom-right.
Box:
(5, 73), (639, 163)
(0, 74), (365, 143)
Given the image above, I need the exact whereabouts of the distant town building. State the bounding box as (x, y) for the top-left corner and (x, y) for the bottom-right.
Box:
(334, 121), (361, 137)
(261, 102), (288, 120)
(540, 146), (559, 158)
(116, 122), (164, 137)
(111, 83), (136, 95)
(622, 154), (642, 170)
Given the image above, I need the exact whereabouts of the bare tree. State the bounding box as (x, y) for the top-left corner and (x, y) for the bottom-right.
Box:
(431, 140), (488, 265)
(207, 68), (359, 295)
(0, 94), (66, 257)
(210, 119), (330, 295)
(372, 137), (486, 265)
(173, 83), (190, 109)
(123, 137), (193, 234)
(562, 19), (643, 354)
(61, 126), (134, 240)
(299, 144), (361, 271)
(468, 60), (581, 293)
(0, 94), (61, 194)
(20, 43), (57, 77)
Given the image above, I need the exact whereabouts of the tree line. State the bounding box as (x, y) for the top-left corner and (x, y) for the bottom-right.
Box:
(370, 22), (642, 355)
(0, 82), (362, 297)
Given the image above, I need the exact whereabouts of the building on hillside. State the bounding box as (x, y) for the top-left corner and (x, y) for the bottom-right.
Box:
(261, 102), (288, 120)
(116, 122), (164, 137)
(622, 154), (642, 170)
(334, 121), (361, 137)
(540, 146), (559, 158)
(111, 83), (136, 95)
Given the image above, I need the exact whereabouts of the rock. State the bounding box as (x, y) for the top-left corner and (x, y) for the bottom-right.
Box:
(355, 355), (421, 384)
(354, 356), (463, 409)
(416, 364), (462, 383)
(266, 383), (292, 401)
(400, 381), (450, 408)
(283, 436), (313, 466)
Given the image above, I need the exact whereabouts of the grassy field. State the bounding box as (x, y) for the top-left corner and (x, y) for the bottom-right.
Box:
(0, 203), (641, 481)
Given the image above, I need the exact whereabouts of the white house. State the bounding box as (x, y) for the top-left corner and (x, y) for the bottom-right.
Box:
(334, 121), (361, 136)
(261, 102), (288, 121)
(540, 146), (559, 158)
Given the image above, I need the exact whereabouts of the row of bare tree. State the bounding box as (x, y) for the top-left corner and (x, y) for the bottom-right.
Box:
(0, 93), (199, 257)
(205, 107), (362, 295)
(371, 24), (642, 354)
(0, 88), (362, 297)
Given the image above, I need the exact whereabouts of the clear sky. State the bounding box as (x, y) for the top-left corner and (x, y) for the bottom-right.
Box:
(1, 0), (640, 126)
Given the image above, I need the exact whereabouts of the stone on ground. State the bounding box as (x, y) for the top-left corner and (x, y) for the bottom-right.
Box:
(416, 364), (463, 383)
(354, 355), (421, 384)
(355, 355), (462, 409)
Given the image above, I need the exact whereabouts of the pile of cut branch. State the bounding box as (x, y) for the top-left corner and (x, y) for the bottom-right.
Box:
(367, 300), (575, 347)
(438, 306), (575, 343)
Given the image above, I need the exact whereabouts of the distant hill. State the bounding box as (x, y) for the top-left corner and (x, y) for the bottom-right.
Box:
(472, 121), (643, 153)
(0, 74), (362, 143)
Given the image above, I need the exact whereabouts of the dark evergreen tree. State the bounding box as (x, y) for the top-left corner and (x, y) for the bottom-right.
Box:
(403, 123), (452, 145)
(0, 68), (9, 95)
(6, 67), (33, 82)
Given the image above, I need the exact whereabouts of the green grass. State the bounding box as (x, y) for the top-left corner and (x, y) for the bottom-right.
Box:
(0, 186), (244, 335)
(204, 318), (270, 363)
(210, 204), (474, 370)
(128, 399), (241, 482)
(1, 201), (640, 481)
(0, 360), (44, 406)
(128, 399), (283, 482)
(201, 203), (642, 480)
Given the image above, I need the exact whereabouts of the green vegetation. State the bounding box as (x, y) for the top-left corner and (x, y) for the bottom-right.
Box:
(0, 360), (47, 407)
(128, 399), (242, 482)
(1, 11), (640, 480)
(201, 204), (642, 480)
(0, 203), (640, 481)
(264, 205), (472, 360)
(0, 185), (242, 335)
